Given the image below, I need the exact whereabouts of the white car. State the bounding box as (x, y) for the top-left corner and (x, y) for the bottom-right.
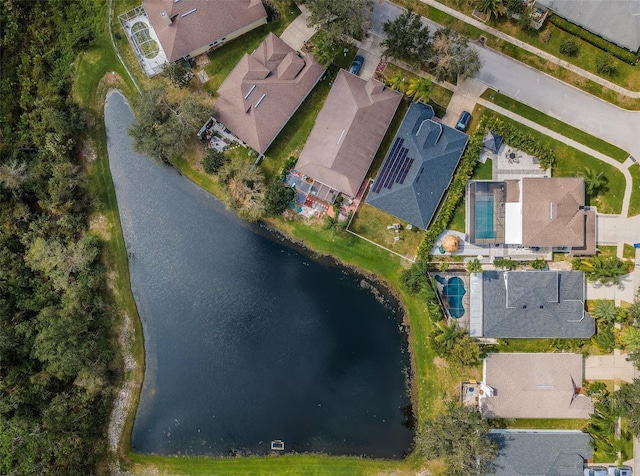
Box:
(585, 468), (608, 476)
(608, 466), (633, 476)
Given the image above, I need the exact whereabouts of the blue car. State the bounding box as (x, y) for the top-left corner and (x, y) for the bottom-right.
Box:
(455, 111), (472, 131)
(349, 55), (364, 75)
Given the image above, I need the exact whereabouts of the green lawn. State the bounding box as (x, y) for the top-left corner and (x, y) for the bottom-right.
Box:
(597, 245), (618, 257)
(483, 112), (625, 214)
(349, 203), (425, 260)
(481, 91), (630, 162)
(629, 163), (640, 217)
(506, 419), (587, 430)
(624, 243), (637, 259)
(381, 63), (454, 109)
(128, 453), (417, 475)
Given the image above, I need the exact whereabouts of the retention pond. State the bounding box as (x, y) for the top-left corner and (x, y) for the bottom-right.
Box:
(105, 91), (413, 457)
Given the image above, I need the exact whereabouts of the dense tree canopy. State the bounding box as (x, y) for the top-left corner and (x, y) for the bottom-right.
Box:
(0, 0), (115, 473)
(129, 87), (210, 164)
(381, 9), (431, 63)
(431, 28), (482, 84)
(304, 0), (374, 45)
(416, 402), (497, 475)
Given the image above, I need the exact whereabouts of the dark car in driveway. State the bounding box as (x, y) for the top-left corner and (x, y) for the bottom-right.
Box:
(455, 111), (472, 131)
(349, 55), (364, 75)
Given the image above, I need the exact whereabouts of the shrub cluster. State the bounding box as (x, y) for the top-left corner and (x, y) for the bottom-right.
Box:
(550, 15), (639, 64)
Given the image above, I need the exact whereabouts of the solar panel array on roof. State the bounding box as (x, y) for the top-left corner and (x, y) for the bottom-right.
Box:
(371, 138), (415, 193)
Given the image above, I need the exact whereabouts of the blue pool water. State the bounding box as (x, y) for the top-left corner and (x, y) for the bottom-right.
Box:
(475, 195), (496, 240)
(436, 275), (466, 318)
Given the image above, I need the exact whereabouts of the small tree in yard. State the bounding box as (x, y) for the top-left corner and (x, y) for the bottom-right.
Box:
(201, 148), (228, 174)
(164, 62), (192, 88)
(264, 182), (294, 216)
(559, 39), (579, 57)
(596, 54), (617, 76)
(581, 167), (608, 197)
(473, 0), (505, 21)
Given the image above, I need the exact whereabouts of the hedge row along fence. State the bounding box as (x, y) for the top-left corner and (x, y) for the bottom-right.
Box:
(416, 114), (557, 260)
(549, 15), (639, 65)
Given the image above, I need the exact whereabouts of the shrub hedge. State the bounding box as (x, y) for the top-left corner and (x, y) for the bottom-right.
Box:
(549, 15), (639, 65)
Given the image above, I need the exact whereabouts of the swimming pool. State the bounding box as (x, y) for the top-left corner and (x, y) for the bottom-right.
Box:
(435, 275), (466, 318)
(475, 195), (496, 240)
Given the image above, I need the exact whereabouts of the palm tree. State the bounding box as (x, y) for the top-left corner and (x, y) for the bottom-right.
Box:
(405, 76), (431, 103)
(387, 69), (406, 92)
(592, 300), (619, 324)
(473, 0), (505, 21)
(576, 256), (629, 285)
(466, 258), (483, 274)
(433, 321), (465, 354)
(581, 167), (608, 197)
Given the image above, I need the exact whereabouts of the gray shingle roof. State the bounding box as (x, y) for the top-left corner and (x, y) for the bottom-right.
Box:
(535, 0), (640, 52)
(489, 430), (592, 476)
(477, 270), (594, 338)
(365, 102), (469, 229)
(481, 353), (594, 419)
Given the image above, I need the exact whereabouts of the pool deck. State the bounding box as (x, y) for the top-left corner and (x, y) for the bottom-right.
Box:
(432, 272), (471, 331)
(432, 230), (553, 261)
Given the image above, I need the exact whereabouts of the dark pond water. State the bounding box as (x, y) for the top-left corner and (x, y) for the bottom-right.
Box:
(105, 91), (413, 458)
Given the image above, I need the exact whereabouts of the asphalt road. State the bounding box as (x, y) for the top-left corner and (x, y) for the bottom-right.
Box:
(371, 1), (640, 159)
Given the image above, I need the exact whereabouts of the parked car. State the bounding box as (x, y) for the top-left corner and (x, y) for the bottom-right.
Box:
(455, 111), (472, 131)
(584, 468), (609, 476)
(349, 55), (364, 75)
(608, 466), (633, 476)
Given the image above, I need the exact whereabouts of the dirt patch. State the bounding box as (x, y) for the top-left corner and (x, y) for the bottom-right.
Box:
(89, 214), (112, 241)
(433, 356), (449, 369)
(107, 313), (139, 454)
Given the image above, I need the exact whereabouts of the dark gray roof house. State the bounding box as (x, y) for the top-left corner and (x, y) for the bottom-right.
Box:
(469, 270), (594, 338)
(489, 430), (593, 476)
(366, 102), (469, 229)
(483, 130), (503, 154)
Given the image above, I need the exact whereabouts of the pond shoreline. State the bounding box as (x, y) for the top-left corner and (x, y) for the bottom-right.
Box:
(104, 89), (414, 461)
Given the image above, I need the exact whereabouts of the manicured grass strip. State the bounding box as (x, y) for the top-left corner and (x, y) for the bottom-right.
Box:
(128, 453), (417, 475)
(506, 419), (587, 430)
(597, 245), (618, 257)
(623, 243), (637, 259)
(484, 111), (625, 214)
(481, 91), (630, 163)
(629, 163), (640, 217)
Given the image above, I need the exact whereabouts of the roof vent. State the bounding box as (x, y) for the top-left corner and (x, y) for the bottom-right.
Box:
(181, 8), (197, 17)
(244, 85), (256, 100)
(254, 94), (266, 108)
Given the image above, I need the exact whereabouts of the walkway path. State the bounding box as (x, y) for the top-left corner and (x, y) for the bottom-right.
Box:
(419, 0), (640, 99)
